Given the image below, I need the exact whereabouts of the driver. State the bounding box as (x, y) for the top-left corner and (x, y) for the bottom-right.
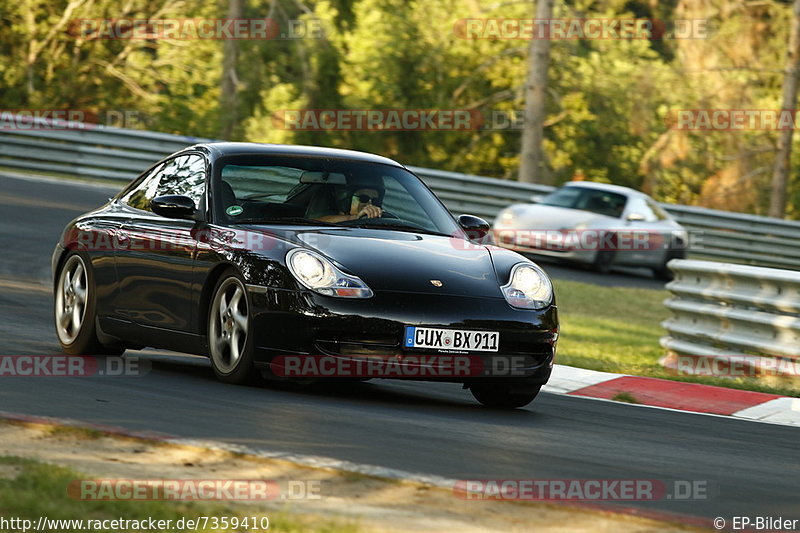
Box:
(317, 175), (385, 222)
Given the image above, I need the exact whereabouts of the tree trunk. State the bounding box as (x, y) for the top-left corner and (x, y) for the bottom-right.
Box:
(219, 0), (244, 140)
(519, 0), (554, 184)
(769, 0), (800, 218)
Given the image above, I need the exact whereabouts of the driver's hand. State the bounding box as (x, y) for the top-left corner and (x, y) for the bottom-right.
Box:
(356, 205), (382, 219)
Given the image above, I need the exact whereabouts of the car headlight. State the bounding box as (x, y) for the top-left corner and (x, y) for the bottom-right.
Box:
(497, 208), (516, 224)
(501, 263), (553, 309)
(287, 249), (373, 298)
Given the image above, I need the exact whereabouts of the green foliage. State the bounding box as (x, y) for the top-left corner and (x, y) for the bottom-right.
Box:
(0, 456), (358, 533)
(0, 0), (797, 215)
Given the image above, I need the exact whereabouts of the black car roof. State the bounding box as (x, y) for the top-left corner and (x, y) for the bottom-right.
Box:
(182, 142), (404, 167)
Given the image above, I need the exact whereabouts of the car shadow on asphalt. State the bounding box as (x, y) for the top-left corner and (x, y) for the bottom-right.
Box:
(136, 351), (542, 417)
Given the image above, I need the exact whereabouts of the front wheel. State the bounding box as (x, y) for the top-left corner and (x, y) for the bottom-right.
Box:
(470, 382), (541, 409)
(208, 271), (258, 384)
(592, 250), (615, 274)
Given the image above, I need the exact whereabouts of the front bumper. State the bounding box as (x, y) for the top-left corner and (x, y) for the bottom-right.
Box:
(492, 224), (598, 264)
(247, 288), (558, 384)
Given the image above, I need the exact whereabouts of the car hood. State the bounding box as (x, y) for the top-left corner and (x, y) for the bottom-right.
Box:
(500, 204), (613, 230)
(293, 229), (503, 297)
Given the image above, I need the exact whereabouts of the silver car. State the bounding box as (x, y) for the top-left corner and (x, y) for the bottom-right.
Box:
(492, 182), (687, 279)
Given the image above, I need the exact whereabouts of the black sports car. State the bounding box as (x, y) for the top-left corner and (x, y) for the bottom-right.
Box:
(52, 143), (558, 407)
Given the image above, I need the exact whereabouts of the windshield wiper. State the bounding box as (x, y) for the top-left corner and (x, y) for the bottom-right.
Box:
(348, 220), (450, 236)
(230, 217), (339, 227)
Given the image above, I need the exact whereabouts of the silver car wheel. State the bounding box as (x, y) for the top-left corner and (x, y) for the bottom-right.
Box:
(209, 277), (249, 374)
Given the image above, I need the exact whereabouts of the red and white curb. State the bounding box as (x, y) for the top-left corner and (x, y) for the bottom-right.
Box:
(544, 364), (800, 427)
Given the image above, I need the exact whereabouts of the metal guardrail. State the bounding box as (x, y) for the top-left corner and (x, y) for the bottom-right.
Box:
(660, 259), (800, 376)
(1, 115), (799, 269)
(407, 165), (553, 222)
(663, 204), (800, 270)
(0, 116), (205, 180)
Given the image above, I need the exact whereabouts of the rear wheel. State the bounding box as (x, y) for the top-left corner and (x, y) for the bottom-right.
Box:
(208, 271), (257, 384)
(54, 253), (123, 355)
(653, 262), (673, 281)
(653, 249), (685, 281)
(470, 381), (541, 409)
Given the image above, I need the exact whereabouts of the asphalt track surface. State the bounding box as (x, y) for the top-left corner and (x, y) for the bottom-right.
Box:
(0, 173), (797, 526)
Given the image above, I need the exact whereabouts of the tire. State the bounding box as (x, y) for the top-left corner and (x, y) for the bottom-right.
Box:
(592, 250), (615, 274)
(470, 382), (541, 409)
(208, 270), (258, 384)
(653, 249), (685, 281)
(652, 262), (674, 281)
(54, 253), (124, 355)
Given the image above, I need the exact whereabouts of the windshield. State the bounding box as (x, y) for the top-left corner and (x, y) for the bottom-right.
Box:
(538, 186), (628, 218)
(213, 155), (459, 235)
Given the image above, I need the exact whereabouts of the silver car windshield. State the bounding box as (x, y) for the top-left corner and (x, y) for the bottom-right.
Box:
(539, 187), (627, 218)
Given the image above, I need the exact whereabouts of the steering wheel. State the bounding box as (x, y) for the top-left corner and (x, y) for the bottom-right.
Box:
(352, 210), (399, 221)
(337, 212), (404, 226)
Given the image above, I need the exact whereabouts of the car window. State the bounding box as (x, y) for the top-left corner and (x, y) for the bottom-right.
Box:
(120, 162), (165, 212)
(626, 197), (661, 222)
(538, 187), (583, 209)
(154, 154), (206, 207)
(222, 165), (304, 202)
(646, 199), (669, 221)
(120, 155), (206, 213)
(380, 178), (431, 223)
(214, 156), (460, 235)
(540, 186), (627, 218)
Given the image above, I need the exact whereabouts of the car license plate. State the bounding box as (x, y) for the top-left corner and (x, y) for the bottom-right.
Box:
(404, 327), (499, 352)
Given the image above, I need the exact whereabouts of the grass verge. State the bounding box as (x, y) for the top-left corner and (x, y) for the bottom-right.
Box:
(552, 278), (800, 397)
(0, 456), (359, 533)
(611, 392), (641, 404)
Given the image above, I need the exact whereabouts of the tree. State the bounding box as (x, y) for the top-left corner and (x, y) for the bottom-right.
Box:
(219, 0), (243, 139)
(519, 0), (553, 184)
(769, 0), (800, 218)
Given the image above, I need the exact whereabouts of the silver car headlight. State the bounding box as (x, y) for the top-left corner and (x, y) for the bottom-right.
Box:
(497, 208), (516, 225)
(501, 263), (553, 309)
(287, 249), (373, 298)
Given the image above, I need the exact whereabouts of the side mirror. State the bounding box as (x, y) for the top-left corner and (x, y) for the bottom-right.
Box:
(458, 214), (491, 241)
(626, 212), (646, 222)
(151, 195), (197, 219)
